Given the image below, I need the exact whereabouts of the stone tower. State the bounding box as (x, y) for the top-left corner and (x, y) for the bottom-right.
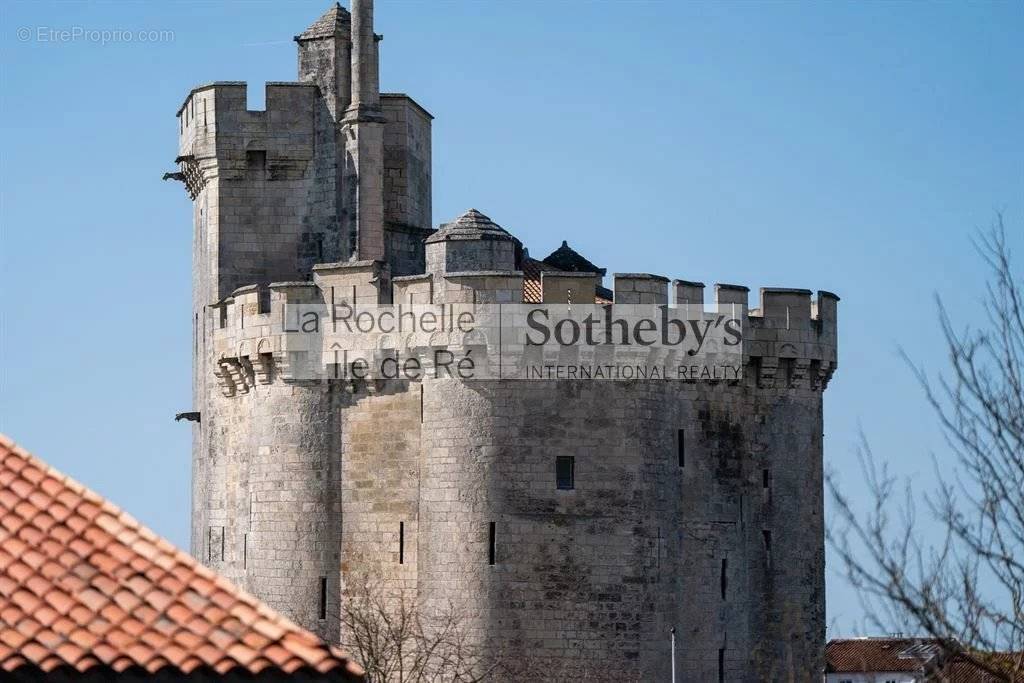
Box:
(170, 4), (839, 681)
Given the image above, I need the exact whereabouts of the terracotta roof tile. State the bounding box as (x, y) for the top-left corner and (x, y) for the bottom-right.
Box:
(826, 638), (941, 672)
(0, 434), (364, 680)
(825, 637), (1023, 680)
(522, 255), (611, 304)
(941, 652), (1023, 682)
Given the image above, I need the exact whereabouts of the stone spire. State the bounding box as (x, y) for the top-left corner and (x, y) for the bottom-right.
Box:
(350, 0), (380, 111)
(342, 0), (386, 263)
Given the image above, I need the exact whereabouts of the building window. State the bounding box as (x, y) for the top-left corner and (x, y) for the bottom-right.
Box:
(488, 522), (496, 566)
(208, 526), (224, 562)
(319, 577), (327, 620)
(556, 456), (575, 490)
(717, 647), (724, 683)
(720, 558), (728, 599)
(677, 429), (685, 467)
(246, 150), (267, 180)
(399, 521), (405, 565)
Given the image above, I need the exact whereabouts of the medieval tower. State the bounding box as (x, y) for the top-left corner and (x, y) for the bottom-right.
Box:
(170, 2), (839, 680)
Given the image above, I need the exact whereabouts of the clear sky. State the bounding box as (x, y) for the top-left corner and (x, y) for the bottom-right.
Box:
(1, 0), (1021, 638)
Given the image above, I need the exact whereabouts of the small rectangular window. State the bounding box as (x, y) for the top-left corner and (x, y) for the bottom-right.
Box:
(556, 456), (575, 490)
(720, 558), (727, 599)
(399, 521), (405, 565)
(762, 468), (770, 489)
(763, 529), (772, 553)
(718, 648), (725, 683)
(677, 429), (685, 467)
(488, 522), (496, 566)
(319, 577), (327, 620)
(246, 150), (267, 179)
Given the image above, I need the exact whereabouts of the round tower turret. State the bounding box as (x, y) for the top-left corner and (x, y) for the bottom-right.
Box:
(425, 209), (521, 275)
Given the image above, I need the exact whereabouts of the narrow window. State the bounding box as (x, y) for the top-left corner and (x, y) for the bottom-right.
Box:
(656, 527), (662, 572)
(258, 287), (270, 314)
(720, 558), (727, 599)
(762, 468), (770, 489)
(246, 150), (267, 180)
(718, 648), (725, 683)
(556, 456), (575, 490)
(208, 526), (224, 562)
(399, 522), (405, 565)
(763, 529), (772, 554)
(488, 522), (496, 565)
(318, 577), (327, 620)
(677, 429), (685, 468)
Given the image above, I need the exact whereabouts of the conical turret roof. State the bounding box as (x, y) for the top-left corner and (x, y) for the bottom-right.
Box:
(296, 2), (350, 41)
(542, 240), (606, 275)
(425, 209), (518, 243)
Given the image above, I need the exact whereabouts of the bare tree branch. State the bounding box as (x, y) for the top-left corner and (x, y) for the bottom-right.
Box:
(827, 215), (1023, 681)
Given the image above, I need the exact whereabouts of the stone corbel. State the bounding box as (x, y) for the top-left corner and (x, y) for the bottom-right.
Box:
(812, 360), (835, 391)
(253, 353), (274, 384)
(757, 356), (778, 389)
(790, 358), (810, 388)
(213, 360), (237, 397)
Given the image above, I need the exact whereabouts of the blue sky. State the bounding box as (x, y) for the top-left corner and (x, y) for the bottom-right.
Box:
(1, 0), (1021, 638)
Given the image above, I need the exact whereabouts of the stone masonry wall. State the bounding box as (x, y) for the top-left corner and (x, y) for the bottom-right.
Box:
(415, 376), (824, 682)
(339, 383), (421, 604)
(200, 379), (344, 643)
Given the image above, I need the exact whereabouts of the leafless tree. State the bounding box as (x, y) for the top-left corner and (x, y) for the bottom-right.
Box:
(827, 216), (1024, 680)
(337, 571), (500, 683)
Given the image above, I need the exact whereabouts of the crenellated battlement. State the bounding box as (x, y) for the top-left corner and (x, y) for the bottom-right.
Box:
(209, 259), (838, 394)
(176, 82), (318, 186)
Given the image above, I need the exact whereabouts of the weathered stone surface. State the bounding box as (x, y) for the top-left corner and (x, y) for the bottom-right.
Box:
(178, 4), (838, 681)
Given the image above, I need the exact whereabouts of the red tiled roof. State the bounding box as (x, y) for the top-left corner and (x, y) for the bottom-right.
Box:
(826, 638), (1024, 680)
(825, 638), (941, 672)
(0, 434), (364, 680)
(522, 257), (545, 303)
(522, 256), (611, 304)
(943, 653), (1024, 682)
